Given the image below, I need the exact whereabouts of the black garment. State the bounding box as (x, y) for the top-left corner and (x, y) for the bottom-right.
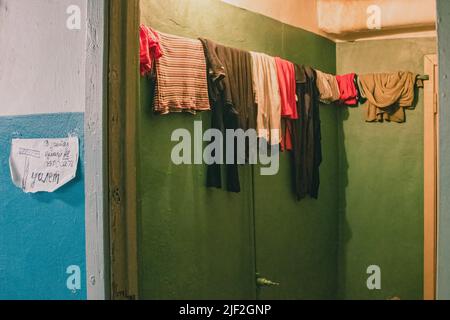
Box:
(292, 65), (322, 200)
(200, 39), (256, 193)
(354, 74), (366, 104)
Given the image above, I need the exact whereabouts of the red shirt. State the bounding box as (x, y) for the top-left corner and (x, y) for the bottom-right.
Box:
(275, 57), (298, 119)
(139, 25), (163, 76)
(336, 73), (358, 105)
(275, 57), (298, 151)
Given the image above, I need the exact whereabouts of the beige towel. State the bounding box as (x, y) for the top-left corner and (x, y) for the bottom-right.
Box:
(358, 72), (419, 123)
(154, 31), (211, 114)
(251, 52), (281, 145)
(315, 70), (340, 104)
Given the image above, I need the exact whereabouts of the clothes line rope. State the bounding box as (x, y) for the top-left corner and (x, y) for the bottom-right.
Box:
(139, 25), (428, 198)
(140, 25), (428, 116)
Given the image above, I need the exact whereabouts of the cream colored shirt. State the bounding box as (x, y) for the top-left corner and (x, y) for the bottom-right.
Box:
(250, 52), (282, 145)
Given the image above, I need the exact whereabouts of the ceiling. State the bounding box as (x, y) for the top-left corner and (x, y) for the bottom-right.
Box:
(221, 0), (437, 41)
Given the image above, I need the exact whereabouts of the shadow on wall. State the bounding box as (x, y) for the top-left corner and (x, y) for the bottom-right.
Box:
(337, 101), (351, 299)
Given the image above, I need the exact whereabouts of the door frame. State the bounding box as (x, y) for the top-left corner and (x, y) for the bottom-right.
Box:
(423, 54), (439, 300)
(107, 0), (140, 300)
(85, 0), (109, 300)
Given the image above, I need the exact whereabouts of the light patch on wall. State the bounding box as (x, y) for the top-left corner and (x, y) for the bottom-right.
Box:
(220, 0), (328, 38)
(221, 0), (437, 42)
(0, 0), (87, 117)
(317, 0), (436, 41)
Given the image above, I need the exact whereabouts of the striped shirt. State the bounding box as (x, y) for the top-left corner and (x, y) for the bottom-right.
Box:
(154, 31), (211, 114)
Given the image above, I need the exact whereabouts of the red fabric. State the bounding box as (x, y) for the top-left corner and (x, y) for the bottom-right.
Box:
(275, 57), (298, 119)
(336, 73), (358, 105)
(140, 25), (163, 76)
(275, 57), (297, 151)
(280, 119), (294, 152)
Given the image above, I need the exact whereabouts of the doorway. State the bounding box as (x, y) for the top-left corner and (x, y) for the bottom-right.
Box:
(107, 0), (439, 300)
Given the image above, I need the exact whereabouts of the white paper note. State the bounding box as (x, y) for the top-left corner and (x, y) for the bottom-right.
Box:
(9, 137), (79, 193)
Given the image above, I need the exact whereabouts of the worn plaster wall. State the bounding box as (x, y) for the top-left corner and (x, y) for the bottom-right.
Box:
(139, 0), (338, 299)
(221, 0), (327, 38)
(221, 0), (436, 41)
(0, 0), (88, 299)
(337, 37), (437, 300)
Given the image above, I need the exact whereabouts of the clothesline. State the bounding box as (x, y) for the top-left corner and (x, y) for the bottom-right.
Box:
(139, 25), (429, 85)
(140, 25), (427, 121)
(140, 25), (427, 199)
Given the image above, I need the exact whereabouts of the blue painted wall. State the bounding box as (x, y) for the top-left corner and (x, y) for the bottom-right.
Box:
(0, 113), (86, 300)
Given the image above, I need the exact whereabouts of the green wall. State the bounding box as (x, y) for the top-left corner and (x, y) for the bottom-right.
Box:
(337, 38), (437, 300)
(139, 0), (338, 299)
(137, 0), (436, 300)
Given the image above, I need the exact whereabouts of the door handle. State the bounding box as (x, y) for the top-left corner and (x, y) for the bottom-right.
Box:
(256, 274), (280, 287)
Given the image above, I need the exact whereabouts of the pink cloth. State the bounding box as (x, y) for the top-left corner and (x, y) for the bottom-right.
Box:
(140, 25), (163, 76)
(336, 73), (358, 105)
(275, 57), (297, 151)
(275, 57), (298, 120)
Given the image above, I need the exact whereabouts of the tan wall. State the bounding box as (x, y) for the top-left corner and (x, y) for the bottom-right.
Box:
(221, 0), (437, 41)
(318, 0), (435, 34)
(221, 0), (327, 37)
(318, 0), (436, 41)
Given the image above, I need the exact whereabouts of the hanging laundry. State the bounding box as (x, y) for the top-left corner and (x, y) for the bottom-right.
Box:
(315, 70), (340, 104)
(200, 38), (256, 193)
(198, 38), (226, 83)
(275, 57), (298, 151)
(336, 73), (358, 106)
(153, 31), (211, 114)
(357, 72), (421, 123)
(251, 52), (282, 146)
(292, 65), (322, 200)
(280, 120), (295, 152)
(353, 74), (366, 105)
(275, 57), (298, 119)
(139, 25), (163, 76)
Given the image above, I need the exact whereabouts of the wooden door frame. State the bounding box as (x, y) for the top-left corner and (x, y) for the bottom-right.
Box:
(424, 54), (439, 300)
(107, 0), (140, 300)
(85, 0), (109, 300)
